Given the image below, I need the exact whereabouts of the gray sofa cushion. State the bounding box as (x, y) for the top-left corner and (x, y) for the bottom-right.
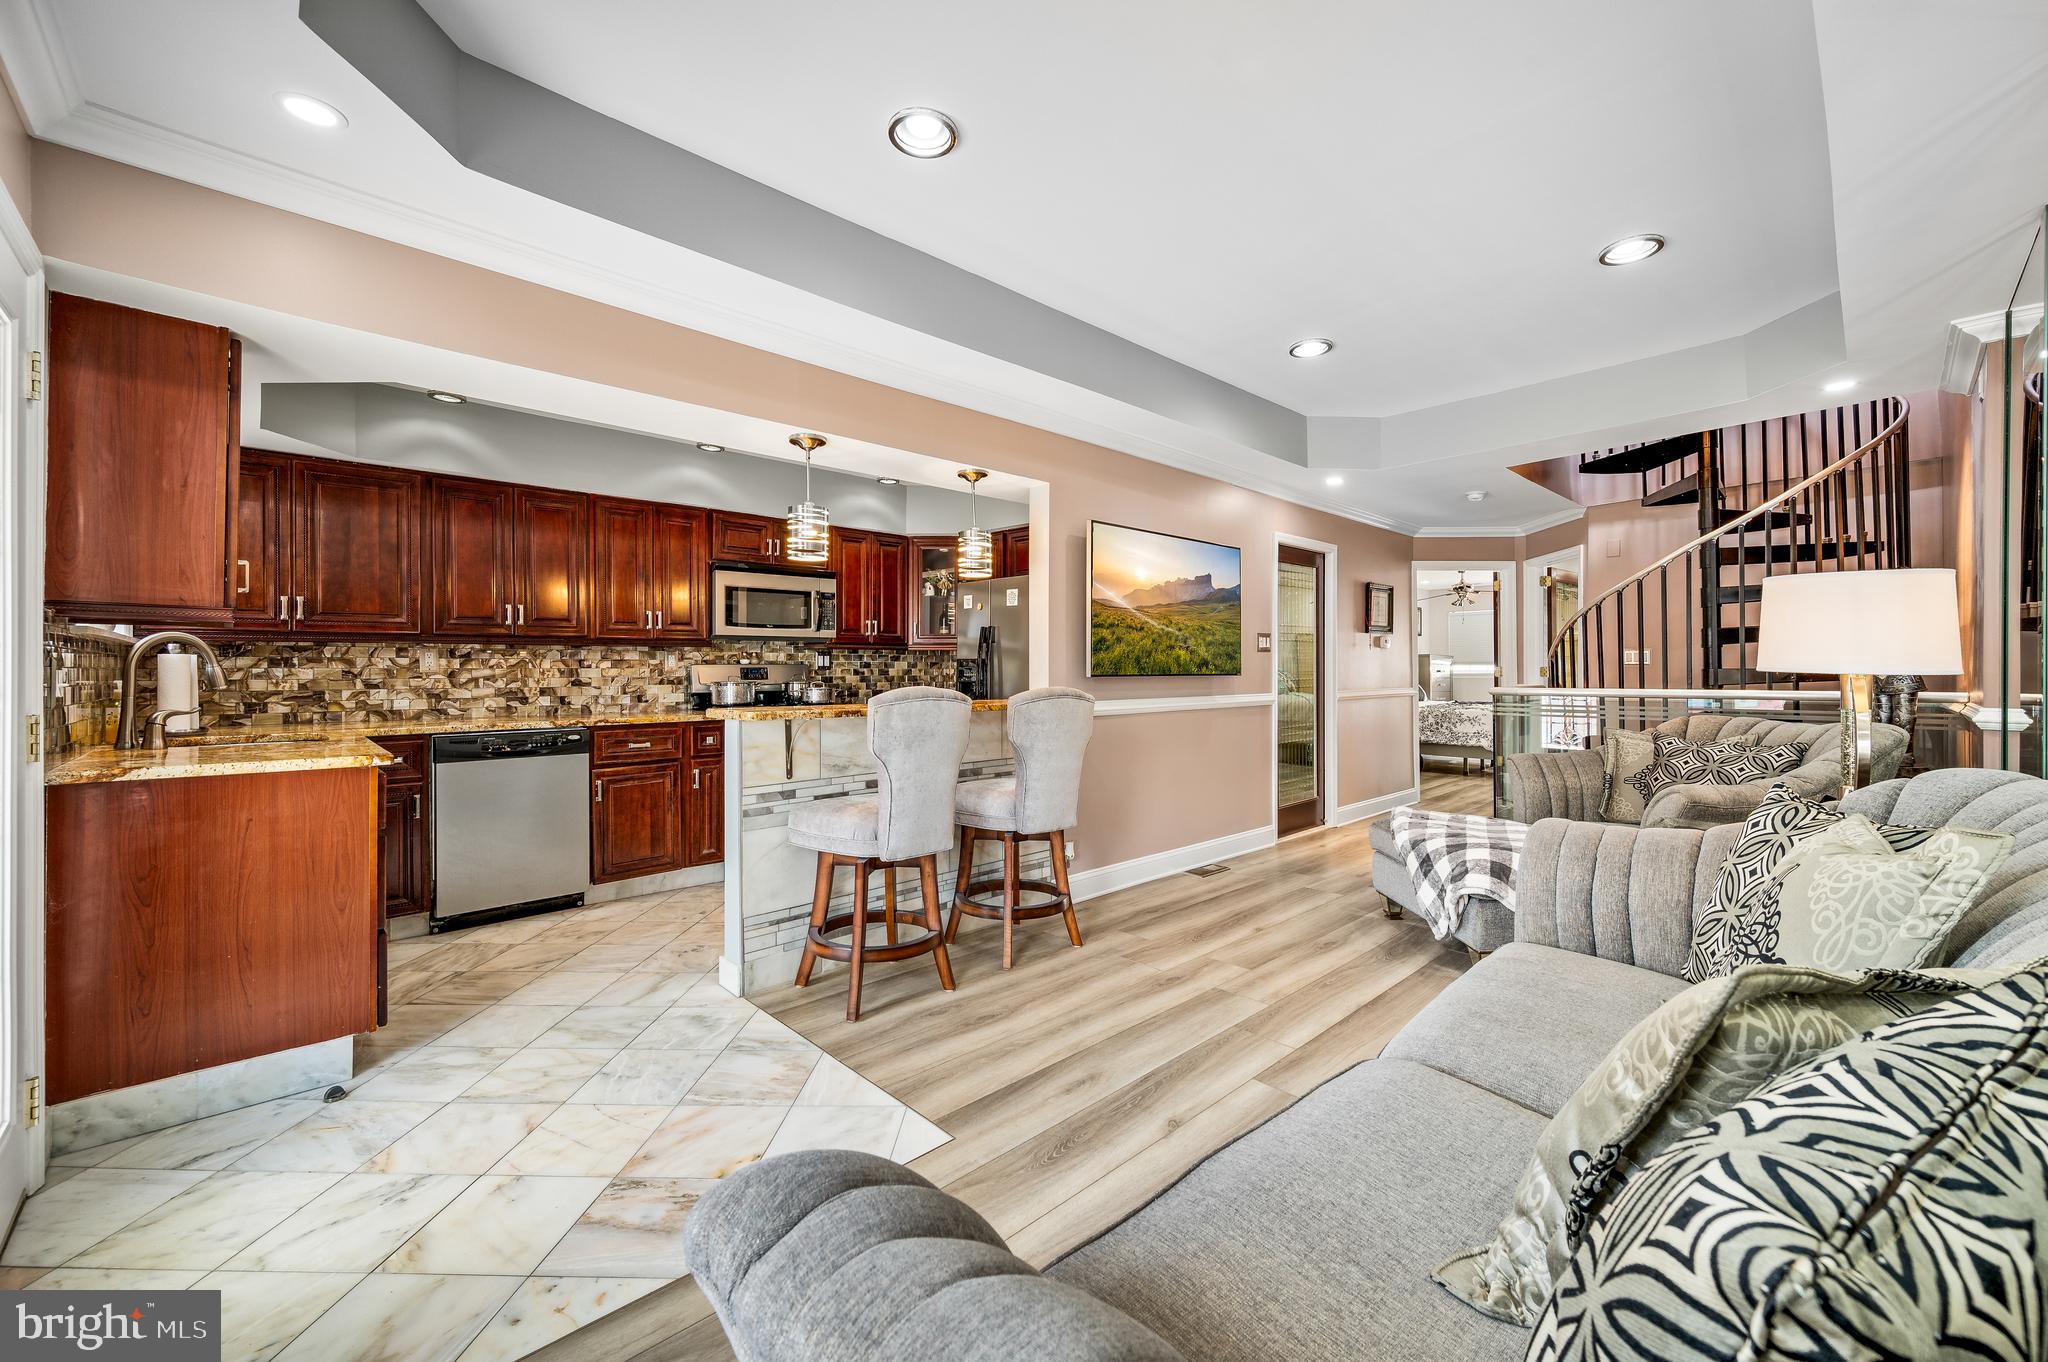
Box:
(1382, 944), (1687, 1117)
(1368, 816), (1516, 953)
(1051, 1057), (1535, 1362)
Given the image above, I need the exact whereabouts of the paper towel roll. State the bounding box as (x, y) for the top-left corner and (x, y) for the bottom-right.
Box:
(155, 650), (200, 733)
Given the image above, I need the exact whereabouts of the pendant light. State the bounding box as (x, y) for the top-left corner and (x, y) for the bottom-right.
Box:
(785, 433), (831, 564)
(956, 469), (994, 580)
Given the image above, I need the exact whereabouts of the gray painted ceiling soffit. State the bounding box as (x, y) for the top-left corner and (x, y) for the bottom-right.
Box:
(298, 0), (1309, 465)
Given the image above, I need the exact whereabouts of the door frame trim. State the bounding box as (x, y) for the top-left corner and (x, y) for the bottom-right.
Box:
(1271, 532), (1338, 836)
(1523, 546), (1584, 686)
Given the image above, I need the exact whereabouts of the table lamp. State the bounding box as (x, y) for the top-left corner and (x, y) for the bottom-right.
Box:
(1756, 569), (1962, 791)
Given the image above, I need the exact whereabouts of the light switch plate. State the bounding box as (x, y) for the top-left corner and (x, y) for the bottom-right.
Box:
(1256, 633), (1273, 652)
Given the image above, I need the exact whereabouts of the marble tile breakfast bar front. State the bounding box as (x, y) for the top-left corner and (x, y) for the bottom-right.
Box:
(709, 702), (1054, 997)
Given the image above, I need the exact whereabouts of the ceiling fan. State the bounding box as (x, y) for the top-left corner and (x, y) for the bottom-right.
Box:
(1418, 572), (1492, 608)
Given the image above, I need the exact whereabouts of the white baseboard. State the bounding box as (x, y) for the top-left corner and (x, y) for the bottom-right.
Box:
(1068, 824), (1278, 903)
(1329, 787), (1420, 827)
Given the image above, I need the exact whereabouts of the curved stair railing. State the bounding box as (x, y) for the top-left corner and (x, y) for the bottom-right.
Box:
(1547, 397), (1910, 690)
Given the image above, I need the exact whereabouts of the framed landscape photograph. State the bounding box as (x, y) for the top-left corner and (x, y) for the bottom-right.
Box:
(1089, 521), (1243, 676)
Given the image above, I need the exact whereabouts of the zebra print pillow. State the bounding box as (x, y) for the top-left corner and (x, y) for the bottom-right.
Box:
(1528, 969), (2048, 1362)
(1683, 784), (1936, 983)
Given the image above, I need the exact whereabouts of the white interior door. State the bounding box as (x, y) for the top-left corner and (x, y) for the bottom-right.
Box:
(0, 198), (44, 1222)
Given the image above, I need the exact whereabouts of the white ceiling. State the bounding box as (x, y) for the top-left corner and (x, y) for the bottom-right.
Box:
(3, 0), (2043, 534)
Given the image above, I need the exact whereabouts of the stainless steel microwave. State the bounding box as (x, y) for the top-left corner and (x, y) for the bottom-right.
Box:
(712, 568), (838, 641)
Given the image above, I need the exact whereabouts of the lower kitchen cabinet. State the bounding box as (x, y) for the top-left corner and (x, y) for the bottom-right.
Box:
(591, 760), (684, 883)
(684, 725), (724, 867)
(373, 737), (431, 918)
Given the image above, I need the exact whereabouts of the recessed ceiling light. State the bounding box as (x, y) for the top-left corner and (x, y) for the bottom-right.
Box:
(426, 390), (465, 404)
(1824, 377), (1857, 393)
(1597, 234), (1665, 266)
(1288, 338), (1335, 359)
(277, 92), (347, 129)
(876, 476), (901, 486)
(888, 107), (958, 159)
(695, 442), (724, 453)
(1323, 475), (1344, 487)
(1465, 490), (1488, 503)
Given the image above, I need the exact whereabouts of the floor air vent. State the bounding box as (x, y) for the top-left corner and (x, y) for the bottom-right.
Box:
(1185, 864), (1228, 878)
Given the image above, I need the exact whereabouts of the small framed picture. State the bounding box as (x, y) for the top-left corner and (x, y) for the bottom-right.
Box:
(1366, 582), (1395, 634)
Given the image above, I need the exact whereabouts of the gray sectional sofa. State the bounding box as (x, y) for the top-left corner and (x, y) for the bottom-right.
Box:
(672, 768), (2048, 1362)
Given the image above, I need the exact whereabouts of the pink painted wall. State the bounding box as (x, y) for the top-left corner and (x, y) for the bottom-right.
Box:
(32, 145), (1423, 870)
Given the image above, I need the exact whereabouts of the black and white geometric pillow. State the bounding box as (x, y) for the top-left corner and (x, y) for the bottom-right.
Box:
(1624, 734), (1805, 805)
(1682, 784), (1934, 983)
(1528, 969), (2048, 1362)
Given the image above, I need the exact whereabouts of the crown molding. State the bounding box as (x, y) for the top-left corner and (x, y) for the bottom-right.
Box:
(0, 0), (81, 129)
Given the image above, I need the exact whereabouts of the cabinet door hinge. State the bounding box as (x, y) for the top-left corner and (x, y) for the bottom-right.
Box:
(24, 349), (40, 402)
(23, 1076), (39, 1127)
(24, 714), (38, 763)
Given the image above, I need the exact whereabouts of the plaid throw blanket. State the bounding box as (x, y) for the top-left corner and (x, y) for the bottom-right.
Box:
(1389, 807), (1525, 942)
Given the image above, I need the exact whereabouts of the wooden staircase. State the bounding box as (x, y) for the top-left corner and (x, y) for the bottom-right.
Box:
(1548, 397), (1910, 689)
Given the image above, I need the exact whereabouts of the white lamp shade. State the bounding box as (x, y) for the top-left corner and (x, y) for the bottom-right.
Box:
(1755, 569), (1962, 676)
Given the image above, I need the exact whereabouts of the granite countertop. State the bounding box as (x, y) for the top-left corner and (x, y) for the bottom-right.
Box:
(706, 699), (1008, 721)
(46, 738), (396, 787)
(169, 711), (714, 744)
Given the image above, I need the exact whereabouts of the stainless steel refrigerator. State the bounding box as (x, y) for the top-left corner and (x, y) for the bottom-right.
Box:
(956, 575), (1028, 699)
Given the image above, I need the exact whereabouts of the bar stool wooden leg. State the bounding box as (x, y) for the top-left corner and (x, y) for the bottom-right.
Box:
(1050, 829), (1082, 948)
(794, 853), (833, 987)
(848, 860), (869, 1023)
(1002, 834), (1020, 970)
(920, 854), (955, 991)
(883, 864), (899, 945)
(947, 826), (977, 943)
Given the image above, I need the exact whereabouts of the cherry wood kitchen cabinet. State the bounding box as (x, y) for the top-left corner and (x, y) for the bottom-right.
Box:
(592, 497), (709, 641)
(684, 724), (725, 867)
(833, 528), (909, 646)
(429, 476), (588, 637)
(908, 536), (959, 651)
(45, 766), (380, 1105)
(229, 451), (422, 635)
(374, 737), (431, 918)
(996, 526), (1030, 578)
(591, 730), (685, 883)
(46, 292), (241, 625)
(709, 509), (797, 567)
(295, 459), (423, 633)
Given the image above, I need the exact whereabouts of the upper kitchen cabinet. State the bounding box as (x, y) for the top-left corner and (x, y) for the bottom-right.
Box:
(996, 526), (1030, 578)
(908, 536), (959, 651)
(428, 475), (587, 637)
(295, 460), (422, 633)
(47, 293), (240, 624)
(833, 527), (909, 647)
(592, 497), (708, 641)
(229, 450), (422, 635)
(709, 509), (801, 568)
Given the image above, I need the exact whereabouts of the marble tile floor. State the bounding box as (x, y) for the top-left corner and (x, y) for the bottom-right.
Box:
(1, 885), (949, 1362)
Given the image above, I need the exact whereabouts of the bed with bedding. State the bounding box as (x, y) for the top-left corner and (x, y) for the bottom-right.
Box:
(1418, 697), (1493, 772)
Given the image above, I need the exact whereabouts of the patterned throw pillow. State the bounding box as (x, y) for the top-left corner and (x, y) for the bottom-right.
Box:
(1528, 969), (2048, 1362)
(1599, 730), (1762, 824)
(1432, 962), (1999, 1325)
(1683, 784), (1936, 983)
(1627, 733), (1805, 806)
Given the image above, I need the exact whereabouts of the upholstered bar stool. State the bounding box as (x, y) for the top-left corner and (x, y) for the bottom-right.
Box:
(789, 687), (972, 1021)
(948, 687), (1095, 969)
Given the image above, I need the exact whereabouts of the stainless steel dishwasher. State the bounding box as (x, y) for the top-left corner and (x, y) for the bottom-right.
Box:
(430, 727), (593, 930)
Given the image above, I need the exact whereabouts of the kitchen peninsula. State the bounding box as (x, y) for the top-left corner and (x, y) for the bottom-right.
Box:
(705, 698), (1051, 996)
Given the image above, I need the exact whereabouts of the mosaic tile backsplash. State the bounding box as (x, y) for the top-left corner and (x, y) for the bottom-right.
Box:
(44, 615), (961, 737)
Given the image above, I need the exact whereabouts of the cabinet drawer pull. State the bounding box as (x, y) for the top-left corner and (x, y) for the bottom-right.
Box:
(643, 610), (652, 629)
(692, 768), (701, 790)
(278, 595), (288, 621)
(654, 610), (663, 630)
(412, 792), (421, 819)
(236, 559), (250, 594)
(594, 779), (604, 803)
(503, 603), (513, 625)
(624, 740), (652, 750)
(294, 595), (306, 621)
(516, 602), (525, 626)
